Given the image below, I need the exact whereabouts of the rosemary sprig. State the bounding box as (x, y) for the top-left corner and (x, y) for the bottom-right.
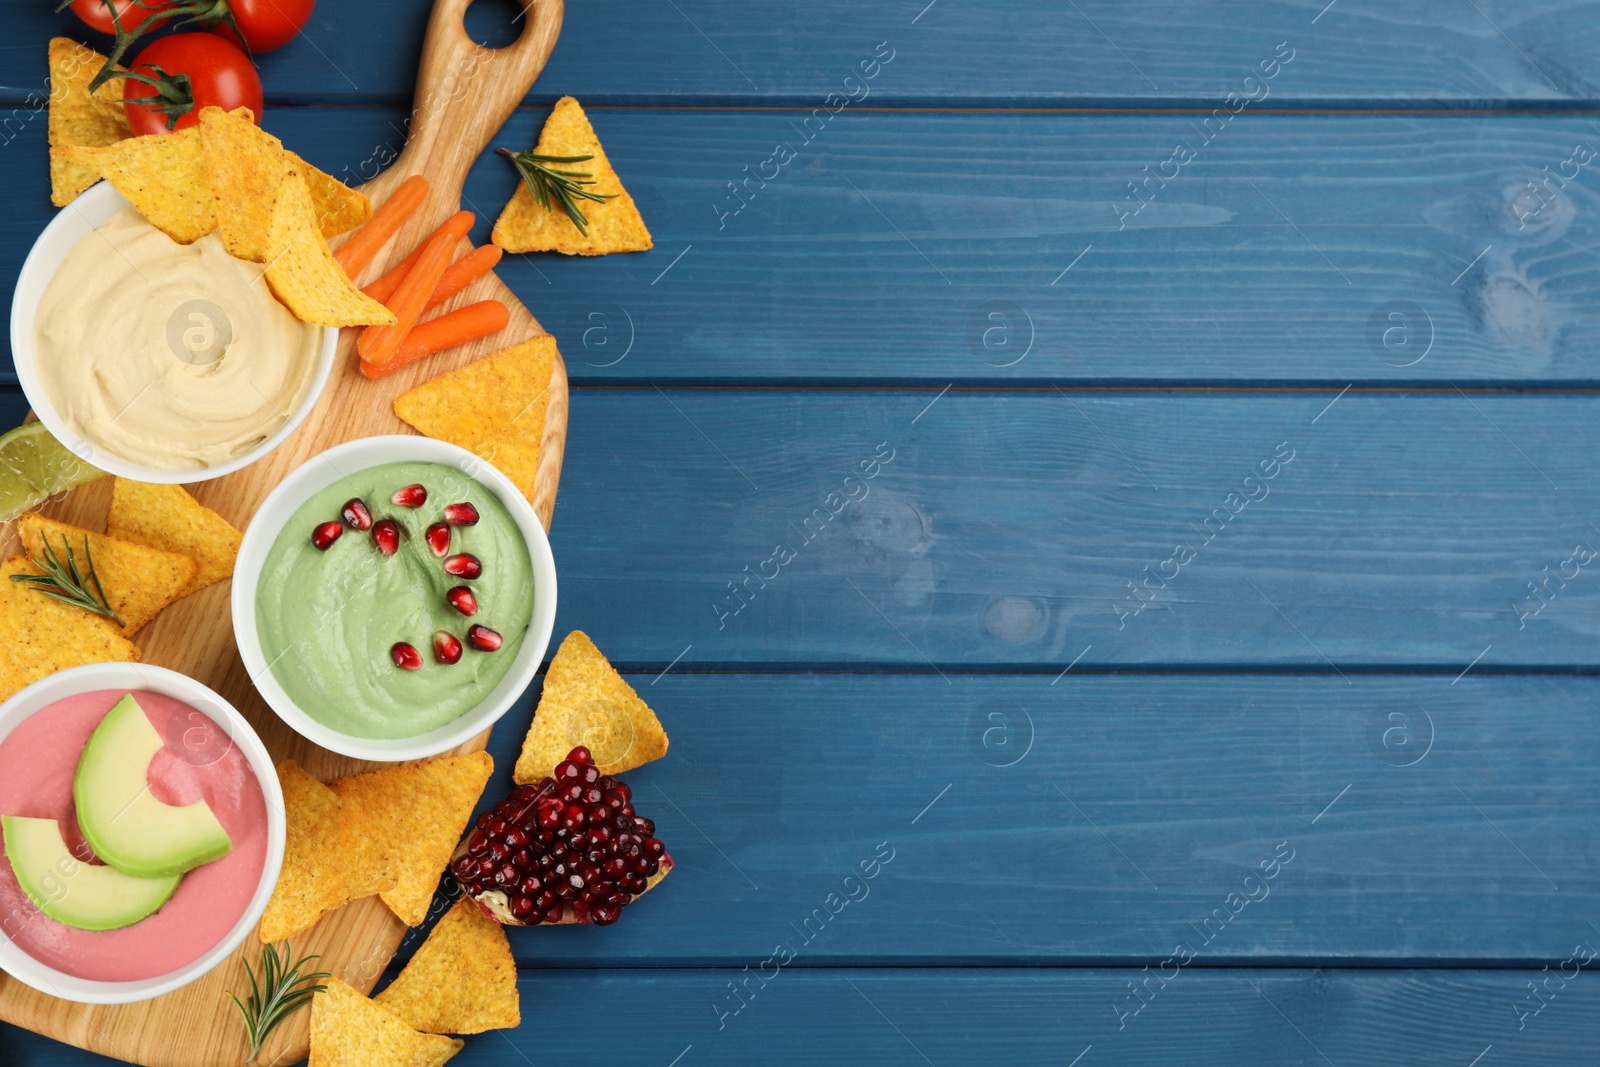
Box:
(497, 148), (615, 236)
(9, 534), (123, 628)
(227, 943), (330, 1064)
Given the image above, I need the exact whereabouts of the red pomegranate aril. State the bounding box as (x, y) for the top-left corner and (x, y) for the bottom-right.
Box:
(570, 746), (594, 765)
(444, 502), (480, 526)
(433, 630), (463, 665)
(311, 521), (343, 550)
(392, 483), (427, 507)
(591, 905), (621, 926)
(475, 856), (497, 878)
(341, 498), (373, 530)
(580, 764), (601, 785)
(634, 817), (656, 837)
(425, 522), (451, 557)
(444, 553), (482, 579)
(510, 895), (536, 920)
(391, 642), (422, 669)
(444, 586), (478, 617)
(503, 828), (528, 850)
(372, 519), (401, 556)
(468, 830), (489, 856)
(467, 625), (502, 652)
(493, 864), (518, 887)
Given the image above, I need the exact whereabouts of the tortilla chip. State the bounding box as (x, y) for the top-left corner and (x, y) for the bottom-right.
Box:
(106, 478), (242, 596)
(491, 96), (652, 255)
(15, 513), (196, 637)
(310, 978), (462, 1067)
(514, 631), (668, 782)
(259, 761), (353, 943)
(57, 126), (215, 244)
(265, 169), (396, 327)
(48, 38), (131, 206)
(0, 556), (140, 703)
(198, 107), (370, 262)
(330, 752), (493, 926)
(375, 899), (519, 1034)
(393, 335), (557, 506)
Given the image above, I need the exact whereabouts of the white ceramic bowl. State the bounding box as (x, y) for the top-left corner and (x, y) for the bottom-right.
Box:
(233, 435), (558, 762)
(0, 663), (285, 1005)
(9, 181), (337, 484)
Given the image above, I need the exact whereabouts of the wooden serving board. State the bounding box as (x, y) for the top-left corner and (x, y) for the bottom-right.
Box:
(0, 1), (565, 1063)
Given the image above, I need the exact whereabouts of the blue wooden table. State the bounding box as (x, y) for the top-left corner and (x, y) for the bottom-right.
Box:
(5, 1), (1600, 1063)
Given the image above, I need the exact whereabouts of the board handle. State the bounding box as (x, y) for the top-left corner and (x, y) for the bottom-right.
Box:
(393, 0), (565, 199)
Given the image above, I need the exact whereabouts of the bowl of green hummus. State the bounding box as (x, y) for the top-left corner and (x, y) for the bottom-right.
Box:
(232, 436), (557, 761)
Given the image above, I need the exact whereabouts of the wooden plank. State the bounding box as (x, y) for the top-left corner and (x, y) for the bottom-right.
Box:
(6, 1), (1600, 108)
(8, 967), (1600, 1065)
(11, 109), (1600, 386)
(11, 386), (1600, 670)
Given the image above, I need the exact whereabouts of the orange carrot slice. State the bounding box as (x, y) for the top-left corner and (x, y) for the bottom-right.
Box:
(425, 244), (502, 311)
(362, 209), (474, 304)
(359, 300), (510, 380)
(357, 229), (456, 365)
(333, 174), (428, 282)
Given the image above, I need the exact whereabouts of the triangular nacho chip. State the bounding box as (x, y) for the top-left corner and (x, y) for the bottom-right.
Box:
(259, 761), (354, 943)
(0, 556), (140, 703)
(375, 899), (520, 1034)
(310, 978), (463, 1067)
(514, 631), (668, 782)
(265, 169), (396, 327)
(107, 478), (242, 596)
(47, 38), (131, 206)
(198, 107), (370, 262)
(57, 126), (215, 243)
(330, 752), (493, 926)
(393, 335), (557, 507)
(15, 513), (196, 636)
(491, 96), (652, 255)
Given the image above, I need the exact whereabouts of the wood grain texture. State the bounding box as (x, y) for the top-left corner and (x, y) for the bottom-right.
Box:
(6, 110), (1600, 385)
(5, 0), (1600, 108)
(0, 1), (566, 1064)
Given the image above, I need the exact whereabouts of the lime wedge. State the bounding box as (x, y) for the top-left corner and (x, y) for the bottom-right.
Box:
(0, 422), (105, 523)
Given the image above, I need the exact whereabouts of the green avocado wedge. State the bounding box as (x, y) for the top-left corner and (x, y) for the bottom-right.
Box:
(2, 816), (178, 931)
(73, 694), (233, 879)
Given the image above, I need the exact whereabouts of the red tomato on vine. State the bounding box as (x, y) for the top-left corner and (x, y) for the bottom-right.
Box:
(122, 33), (263, 134)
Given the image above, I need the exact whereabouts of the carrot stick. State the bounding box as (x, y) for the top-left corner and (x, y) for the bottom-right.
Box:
(425, 244), (502, 311)
(359, 300), (510, 379)
(362, 209), (474, 304)
(357, 229), (456, 365)
(333, 174), (428, 282)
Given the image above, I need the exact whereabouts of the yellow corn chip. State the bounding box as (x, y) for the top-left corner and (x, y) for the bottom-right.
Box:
(47, 38), (131, 206)
(106, 478), (242, 596)
(15, 513), (196, 637)
(393, 335), (557, 507)
(198, 107), (370, 262)
(310, 978), (462, 1067)
(375, 899), (519, 1034)
(0, 556), (140, 703)
(265, 169), (395, 327)
(330, 752), (493, 926)
(491, 96), (652, 256)
(58, 126), (215, 244)
(259, 761), (353, 943)
(514, 631), (668, 782)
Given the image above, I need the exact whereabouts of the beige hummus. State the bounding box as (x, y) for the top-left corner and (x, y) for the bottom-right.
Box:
(32, 208), (321, 469)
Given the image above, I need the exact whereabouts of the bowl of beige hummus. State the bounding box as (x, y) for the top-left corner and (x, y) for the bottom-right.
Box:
(10, 181), (335, 483)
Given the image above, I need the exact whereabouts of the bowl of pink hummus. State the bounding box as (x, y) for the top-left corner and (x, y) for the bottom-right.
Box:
(0, 663), (284, 1004)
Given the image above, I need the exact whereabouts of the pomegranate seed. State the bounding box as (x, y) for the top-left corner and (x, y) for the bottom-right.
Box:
(392, 483), (427, 507)
(444, 586), (478, 616)
(341, 498), (373, 530)
(444, 553), (482, 579)
(311, 521), (343, 550)
(433, 631), (463, 665)
(426, 522), (451, 557)
(468, 625), (502, 652)
(372, 519), (401, 556)
(391, 642), (422, 670)
(569, 746), (594, 766)
(511, 895), (536, 920)
(445, 502), (480, 526)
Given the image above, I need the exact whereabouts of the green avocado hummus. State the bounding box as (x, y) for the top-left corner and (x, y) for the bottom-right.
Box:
(256, 461), (534, 739)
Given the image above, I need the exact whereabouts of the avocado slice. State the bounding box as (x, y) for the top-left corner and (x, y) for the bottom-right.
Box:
(2, 816), (178, 931)
(73, 694), (233, 879)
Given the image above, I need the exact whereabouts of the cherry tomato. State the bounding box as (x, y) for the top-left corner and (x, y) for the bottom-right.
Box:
(212, 0), (316, 53)
(122, 33), (263, 135)
(64, 0), (174, 36)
